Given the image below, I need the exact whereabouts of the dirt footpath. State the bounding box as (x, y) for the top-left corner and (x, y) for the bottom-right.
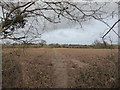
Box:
(52, 49), (68, 88)
(52, 48), (92, 88)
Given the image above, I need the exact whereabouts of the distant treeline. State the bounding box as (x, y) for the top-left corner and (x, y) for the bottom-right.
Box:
(2, 42), (119, 49)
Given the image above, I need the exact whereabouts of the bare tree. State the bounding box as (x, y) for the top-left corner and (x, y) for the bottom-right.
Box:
(0, 1), (118, 43)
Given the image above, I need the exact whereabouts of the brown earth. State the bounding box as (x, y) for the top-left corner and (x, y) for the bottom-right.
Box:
(2, 48), (118, 88)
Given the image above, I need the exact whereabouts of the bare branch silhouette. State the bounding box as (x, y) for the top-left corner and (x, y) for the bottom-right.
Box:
(0, 1), (118, 43)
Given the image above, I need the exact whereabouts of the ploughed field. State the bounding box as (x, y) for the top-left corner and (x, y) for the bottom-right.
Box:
(2, 48), (118, 88)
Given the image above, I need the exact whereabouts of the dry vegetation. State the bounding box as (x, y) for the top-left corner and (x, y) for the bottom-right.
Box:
(2, 48), (118, 88)
(58, 49), (118, 88)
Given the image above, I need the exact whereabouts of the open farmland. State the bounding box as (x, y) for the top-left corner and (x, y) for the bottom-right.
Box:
(2, 48), (118, 88)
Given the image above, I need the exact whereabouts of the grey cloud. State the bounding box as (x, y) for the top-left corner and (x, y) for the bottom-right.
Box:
(41, 18), (118, 45)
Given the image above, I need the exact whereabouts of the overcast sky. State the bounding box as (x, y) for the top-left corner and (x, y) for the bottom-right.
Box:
(0, 17), (118, 45)
(0, 2), (118, 45)
(39, 2), (118, 45)
(41, 18), (118, 45)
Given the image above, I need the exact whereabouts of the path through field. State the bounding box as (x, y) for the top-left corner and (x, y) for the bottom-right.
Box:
(52, 49), (68, 88)
(52, 48), (92, 88)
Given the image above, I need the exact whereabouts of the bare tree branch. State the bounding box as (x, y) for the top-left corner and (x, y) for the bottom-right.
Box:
(0, 1), (118, 43)
(102, 18), (120, 39)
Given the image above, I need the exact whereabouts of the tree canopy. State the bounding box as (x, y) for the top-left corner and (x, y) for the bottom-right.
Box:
(0, 1), (119, 43)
